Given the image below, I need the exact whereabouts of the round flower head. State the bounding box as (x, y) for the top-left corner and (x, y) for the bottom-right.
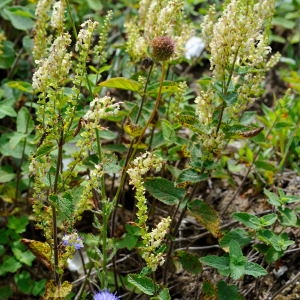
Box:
(94, 290), (119, 300)
(151, 36), (175, 61)
(62, 232), (83, 250)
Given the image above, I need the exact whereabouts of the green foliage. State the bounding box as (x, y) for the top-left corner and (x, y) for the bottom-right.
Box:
(200, 240), (267, 280)
(0, 0), (299, 299)
(127, 274), (159, 296)
(144, 177), (185, 205)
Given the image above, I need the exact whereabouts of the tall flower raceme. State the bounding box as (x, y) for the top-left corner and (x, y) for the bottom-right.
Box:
(32, 33), (72, 94)
(127, 152), (171, 270)
(50, 0), (65, 32)
(125, 0), (192, 62)
(127, 152), (163, 234)
(33, 0), (54, 61)
(199, 0), (280, 120)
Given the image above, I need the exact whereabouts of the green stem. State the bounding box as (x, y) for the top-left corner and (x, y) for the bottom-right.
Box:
(95, 129), (106, 200)
(111, 62), (167, 236)
(65, 0), (78, 39)
(216, 48), (240, 135)
(52, 115), (64, 286)
(135, 62), (154, 124)
(95, 129), (109, 288)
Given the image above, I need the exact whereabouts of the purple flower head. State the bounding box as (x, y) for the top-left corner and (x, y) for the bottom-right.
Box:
(62, 231), (83, 250)
(94, 290), (119, 300)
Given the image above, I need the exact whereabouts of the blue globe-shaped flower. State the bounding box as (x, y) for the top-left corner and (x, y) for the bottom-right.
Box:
(94, 290), (119, 300)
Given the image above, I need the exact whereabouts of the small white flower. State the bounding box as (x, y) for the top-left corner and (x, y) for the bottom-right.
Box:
(185, 36), (205, 60)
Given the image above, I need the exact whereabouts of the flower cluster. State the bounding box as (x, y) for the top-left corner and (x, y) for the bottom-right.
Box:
(33, 0), (53, 61)
(83, 96), (121, 130)
(195, 89), (214, 125)
(142, 216), (171, 271)
(73, 19), (99, 88)
(0, 31), (6, 56)
(94, 10), (113, 66)
(125, 0), (192, 62)
(94, 290), (119, 300)
(198, 0), (280, 121)
(62, 232), (84, 250)
(206, 0), (277, 80)
(50, 0), (65, 31)
(127, 152), (162, 232)
(32, 33), (72, 92)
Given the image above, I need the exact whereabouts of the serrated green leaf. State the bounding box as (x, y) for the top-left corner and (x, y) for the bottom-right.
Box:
(34, 142), (56, 158)
(219, 229), (251, 249)
(12, 241), (35, 266)
(151, 288), (171, 300)
(32, 279), (46, 296)
(229, 240), (243, 258)
(127, 274), (159, 296)
(257, 229), (294, 252)
(161, 119), (176, 143)
(99, 77), (142, 93)
(144, 177), (184, 205)
(229, 241), (246, 280)
(14, 270), (32, 294)
(200, 255), (230, 276)
(177, 114), (205, 135)
(232, 212), (260, 230)
(7, 216), (28, 233)
(278, 189), (300, 204)
(217, 280), (244, 300)
(188, 200), (222, 238)
(115, 232), (138, 250)
(0, 256), (22, 276)
(176, 251), (202, 274)
(177, 169), (208, 184)
(264, 189), (281, 207)
(244, 262), (267, 278)
(50, 193), (74, 222)
(278, 207), (298, 227)
(259, 214), (277, 226)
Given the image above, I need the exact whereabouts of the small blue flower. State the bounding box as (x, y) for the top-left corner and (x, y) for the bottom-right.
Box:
(94, 290), (119, 300)
(62, 231), (83, 250)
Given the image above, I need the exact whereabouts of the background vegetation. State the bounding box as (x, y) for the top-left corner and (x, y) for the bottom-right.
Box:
(0, 0), (299, 299)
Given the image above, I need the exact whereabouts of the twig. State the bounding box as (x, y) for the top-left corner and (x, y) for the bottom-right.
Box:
(270, 271), (300, 300)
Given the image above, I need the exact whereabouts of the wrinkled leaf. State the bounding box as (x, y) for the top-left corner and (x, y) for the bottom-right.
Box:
(217, 280), (243, 300)
(128, 274), (159, 296)
(8, 216), (28, 233)
(188, 200), (222, 238)
(177, 169), (208, 184)
(176, 250), (202, 274)
(43, 280), (72, 299)
(144, 177), (184, 205)
(21, 239), (52, 270)
(244, 262), (267, 278)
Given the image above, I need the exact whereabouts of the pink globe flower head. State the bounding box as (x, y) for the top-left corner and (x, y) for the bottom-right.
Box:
(94, 290), (119, 300)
